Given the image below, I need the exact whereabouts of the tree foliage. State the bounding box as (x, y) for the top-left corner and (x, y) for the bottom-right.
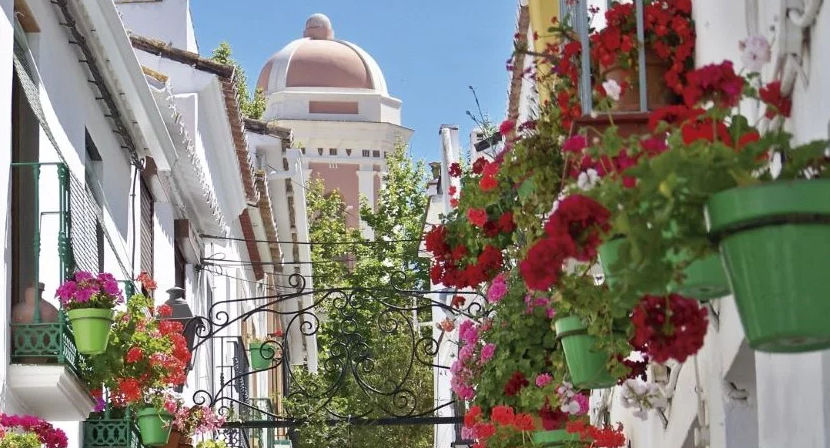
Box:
(286, 143), (433, 448)
(209, 42), (266, 119)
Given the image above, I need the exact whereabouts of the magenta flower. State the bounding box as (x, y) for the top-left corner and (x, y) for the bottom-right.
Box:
(479, 343), (496, 364)
(459, 345), (475, 363)
(74, 271), (95, 282)
(55, 281), (77, 303)
(486, 273), (508, 303)
(536, 373), (553, 387)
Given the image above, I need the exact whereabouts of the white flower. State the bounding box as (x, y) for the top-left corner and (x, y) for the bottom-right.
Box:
(577, 168), (600, 191)
(620, 379), (667, 420)
(602, 79), (622, 101)
(740, 36), (771, 72)
(560, 400), (581, 414)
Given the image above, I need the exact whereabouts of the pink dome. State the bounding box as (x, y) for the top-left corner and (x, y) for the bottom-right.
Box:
(256, 14), (388, 95)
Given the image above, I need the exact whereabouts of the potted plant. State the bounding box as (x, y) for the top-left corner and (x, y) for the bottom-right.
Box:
(0, 413), (68, 448)
(168, 405), (225, 448)
(56, 271), (123, 355)
(579, 50), (828, 352)
(133, 391), (180, 447)
(462, 404), (586, 448)
(249, 330), (282, 370)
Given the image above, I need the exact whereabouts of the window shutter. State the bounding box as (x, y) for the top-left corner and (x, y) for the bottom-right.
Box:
(140, 179), (154, 276)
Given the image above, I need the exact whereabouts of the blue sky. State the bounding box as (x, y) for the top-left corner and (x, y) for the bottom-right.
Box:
(190, 1), (518, 162)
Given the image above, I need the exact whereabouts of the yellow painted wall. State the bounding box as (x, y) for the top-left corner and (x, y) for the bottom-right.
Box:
(528, 0), (560, 104)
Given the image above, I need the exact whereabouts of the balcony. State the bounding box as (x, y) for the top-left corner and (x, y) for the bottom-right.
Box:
(7, 162), (97, 420)
(83, 408), (147, 448)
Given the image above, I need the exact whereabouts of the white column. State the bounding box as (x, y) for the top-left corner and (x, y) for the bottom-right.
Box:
(356, 165), (375, 240)
(756, 352), (830, 448)
(1, 0), (21, 414)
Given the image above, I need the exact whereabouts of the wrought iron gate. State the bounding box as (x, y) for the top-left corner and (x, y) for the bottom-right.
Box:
(184, 271), (486, 447)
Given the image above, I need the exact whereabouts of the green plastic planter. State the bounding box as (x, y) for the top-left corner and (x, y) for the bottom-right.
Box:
(66, 308), (113, 355)
(554, 316), (616, 389)
(598, 238), (730, 301)
(706, 179), (830, 353)
(532, 429), (582, 446)
(249, 342), (275, 370)
(136, 407), (172, 447)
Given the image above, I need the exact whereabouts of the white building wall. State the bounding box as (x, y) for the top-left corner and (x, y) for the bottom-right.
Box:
(116, 0), (198, 52)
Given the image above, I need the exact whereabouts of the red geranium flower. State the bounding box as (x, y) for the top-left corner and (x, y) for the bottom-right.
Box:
(759, 80), (792, 119)
(632, 293), (708, 363)
(448, 162), (462, 177)
(467, 208), (488, 228)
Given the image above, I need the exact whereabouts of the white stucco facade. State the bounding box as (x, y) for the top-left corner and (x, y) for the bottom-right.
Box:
(1, 1), (281, 447)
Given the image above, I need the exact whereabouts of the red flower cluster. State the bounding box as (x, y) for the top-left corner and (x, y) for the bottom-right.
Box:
(503, 371), (529, 397)
(463, 405), (537, 448)
(566, 421), (627, 447)
(451, 295), (466, 308)
(137, 271), (157, 292)
(449, 162), (462, 177)
(631, 293), (708, 363)
(617, 353), (650, 385)
(759, 80), (792, 119)
(468, 208), (489, 228)
(592, 0), (695, 95)
(520, 195), (610, 291)
(539, 398), (568, 430)
(479, 161), (500, 192)
(683, 61), (745, 108)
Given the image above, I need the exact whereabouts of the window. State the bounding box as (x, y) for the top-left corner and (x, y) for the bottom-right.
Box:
(329, 148), (337, 156)
(317, 147), (324, 156)
(85, 131), (105, 273)
(362, 150), (370, 157)
(372, 150), (381, 158)
(345, 148), (352, 156)
(301, 147), (306, 155)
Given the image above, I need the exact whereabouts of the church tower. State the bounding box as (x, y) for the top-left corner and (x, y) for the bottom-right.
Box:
(256, 14), (413, 237)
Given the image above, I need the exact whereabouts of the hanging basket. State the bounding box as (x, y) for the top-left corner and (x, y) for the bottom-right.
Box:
(601, 49), (675, 112)
(66, 308), (113, 355)
(249, 342), (275, 370)
(598, 237), (730, 301)
(136, 407), (173, 447)
(532, 428), (583, 446)
(554, 316), (616, 389)
(706, 179), (830, 353)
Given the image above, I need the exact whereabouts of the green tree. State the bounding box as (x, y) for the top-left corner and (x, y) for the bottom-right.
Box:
(209, 42), (266, 119)
(289, 143), (433, 448)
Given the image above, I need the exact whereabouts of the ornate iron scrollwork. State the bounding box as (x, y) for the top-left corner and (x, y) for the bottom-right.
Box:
(185, 271), (487, 430)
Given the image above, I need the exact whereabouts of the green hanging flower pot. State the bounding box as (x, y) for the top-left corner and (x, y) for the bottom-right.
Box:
(598, 237), (730, 301)
(136, 407), (173, 447)
(532, 428), (582, 446)
(554, 316), (616, 389)
(706, 179), (830, 353)
(66, 308), (114, 355)
(249, 342), (275, 370)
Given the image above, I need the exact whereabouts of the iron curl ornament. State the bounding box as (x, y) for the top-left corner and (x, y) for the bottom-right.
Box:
(183, 270), (489, 432)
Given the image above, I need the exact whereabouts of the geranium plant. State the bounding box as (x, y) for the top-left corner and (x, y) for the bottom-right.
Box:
(56, 271), (124, 355)
(0, 414), (68, 448)
(591, 0), (695, 98)
(82, 274), (191, 412)
(171, 404), (225, 441)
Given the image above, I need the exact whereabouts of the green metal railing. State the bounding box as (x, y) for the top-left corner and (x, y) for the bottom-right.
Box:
(8, 162), (86, 377)
(83, 407), (145, 448)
